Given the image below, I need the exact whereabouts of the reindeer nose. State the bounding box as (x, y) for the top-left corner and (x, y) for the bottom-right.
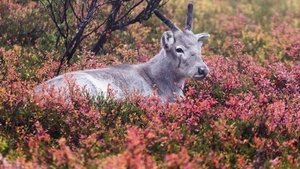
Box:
(198, 67), (208, 76)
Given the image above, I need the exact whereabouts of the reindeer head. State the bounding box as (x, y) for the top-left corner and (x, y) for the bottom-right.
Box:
(154, 1), (209, 80)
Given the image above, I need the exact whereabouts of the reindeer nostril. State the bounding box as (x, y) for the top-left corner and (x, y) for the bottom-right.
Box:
(198, 67), (204, 75)
(198, 67), (208, 75)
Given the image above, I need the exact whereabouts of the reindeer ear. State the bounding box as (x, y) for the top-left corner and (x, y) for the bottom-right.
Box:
(161, 31), (175, 50)
(197, 33), (210, 42)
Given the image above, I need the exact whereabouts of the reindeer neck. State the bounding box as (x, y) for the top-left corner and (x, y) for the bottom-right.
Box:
(139, 49), (185, 97)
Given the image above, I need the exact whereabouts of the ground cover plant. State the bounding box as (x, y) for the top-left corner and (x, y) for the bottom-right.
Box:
(0, 0), (300, 168)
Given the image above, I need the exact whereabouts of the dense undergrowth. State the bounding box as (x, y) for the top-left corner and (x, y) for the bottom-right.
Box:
(1, 0), (300, 168)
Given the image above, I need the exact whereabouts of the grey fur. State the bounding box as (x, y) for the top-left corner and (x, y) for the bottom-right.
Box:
(35, 2), (210, 102)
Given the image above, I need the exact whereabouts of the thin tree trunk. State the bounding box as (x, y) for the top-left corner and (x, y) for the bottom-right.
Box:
(56, 28), (85, 75)
(91, 32), (108, 55)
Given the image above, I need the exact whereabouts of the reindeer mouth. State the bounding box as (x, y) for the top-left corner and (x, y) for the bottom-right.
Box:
(193, 74), (206, 80)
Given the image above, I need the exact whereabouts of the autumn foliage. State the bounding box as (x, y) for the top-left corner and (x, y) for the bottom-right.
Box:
(1, 0), (300, 168)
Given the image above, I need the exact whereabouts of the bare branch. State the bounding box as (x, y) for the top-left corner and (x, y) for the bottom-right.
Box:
(113, 0), (162, 30)
(42, 0), (166, 73)
(56, 0), (99, 75)
(92, 0), (163, 54)
(81, 18), (107, 41)
(69, 1), (82, 22)
(114, 0), (144, 24)
(43, 0), (67, 39)
(63, 0), (70, 43)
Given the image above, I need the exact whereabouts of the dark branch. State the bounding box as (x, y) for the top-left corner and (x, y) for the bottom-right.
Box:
(114, 0), (144, 24)
(92, 0), (163, 54)
(69, 1), (82, 22)
(43, 0), (67, 39)
(42, 0), (166, 74)
(56, 0), (98, 75)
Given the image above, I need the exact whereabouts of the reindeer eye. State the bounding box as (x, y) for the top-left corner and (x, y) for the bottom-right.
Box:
(175, 47), (184, 53)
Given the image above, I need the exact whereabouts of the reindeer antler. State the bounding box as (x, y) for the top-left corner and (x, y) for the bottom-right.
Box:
(153, 9), (180, 32)
(185, 0), (193, 30)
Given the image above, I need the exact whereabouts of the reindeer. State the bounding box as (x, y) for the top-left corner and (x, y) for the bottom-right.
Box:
(35, 1), (210, 102)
